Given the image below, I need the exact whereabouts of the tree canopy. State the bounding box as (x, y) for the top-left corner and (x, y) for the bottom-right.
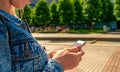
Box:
(22, 0), (118, 29)
(23, 5), (32, 24)
(50, 1), (60, 26)
(59, 0), (74, 26)
(114, 0), (120, 20)
(35, 0), (50, 26)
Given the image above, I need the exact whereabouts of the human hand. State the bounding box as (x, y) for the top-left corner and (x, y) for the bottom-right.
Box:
(69, 45), (82, 52)
(47, 51), (56, 58)
(52, 46), (84, 70)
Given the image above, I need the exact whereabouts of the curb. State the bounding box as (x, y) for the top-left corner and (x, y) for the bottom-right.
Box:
(35, 37), (120, 42)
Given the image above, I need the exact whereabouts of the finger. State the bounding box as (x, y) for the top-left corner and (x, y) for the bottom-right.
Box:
(68, 48), (78, 53)
(77, 45), (82, 51)
(69, 46), (82, 53)
(68, 51), (84, 64)
(76, 51), (85, 62)
(55, 48), (69, 55)
(70, 50), (85, 57)
(78, 51), (85, 56)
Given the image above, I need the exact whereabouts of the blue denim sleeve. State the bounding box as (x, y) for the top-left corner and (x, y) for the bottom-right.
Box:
(0, 23), (12, 72)
(43, 59), (64, 72)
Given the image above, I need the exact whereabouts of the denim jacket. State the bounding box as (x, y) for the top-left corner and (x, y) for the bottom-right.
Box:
(0, 9), (63, 72)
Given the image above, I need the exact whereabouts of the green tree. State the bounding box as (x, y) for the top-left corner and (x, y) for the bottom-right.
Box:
(35, 0), (50, 26)
(59, 0), (74, 26)
(50, 1), (60, 26)
(114, 0), (120, 20)
(23, 5), (32, 24)
(85, 0), (101, 22)
(73, 0), (84, 26)
(30, 8), (36, 26)
(84, 0), (102, 29)
(100, 0), (115, 22)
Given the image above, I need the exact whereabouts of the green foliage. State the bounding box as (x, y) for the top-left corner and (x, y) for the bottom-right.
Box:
(69, 29), (104, 34)
(30, 8), (36, 26)
(100, 0), (116, 22)
(59, 0), (74, 26)
(114, 0), (120, 20)
(50, 1), (60, 26)
(85, 0), (102, 22)
(21, 0), (119, 31)
(35, 0), (50, 26)
(23, 5), (32, 24)
(73, 0), (84, 25)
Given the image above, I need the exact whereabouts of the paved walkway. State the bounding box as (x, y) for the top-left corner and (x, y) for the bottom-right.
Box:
(32, 32), (120, 72)
(102, 47), (120, 72)
(65, 44), (120, 72)
(32, 32), (120, 41)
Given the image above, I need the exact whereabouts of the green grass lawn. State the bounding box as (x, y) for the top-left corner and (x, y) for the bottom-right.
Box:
(36, 29), (104, 34)
(69, 29), (104, 34)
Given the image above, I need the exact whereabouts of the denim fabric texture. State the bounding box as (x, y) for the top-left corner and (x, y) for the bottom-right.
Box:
(0, 9), (63, 72)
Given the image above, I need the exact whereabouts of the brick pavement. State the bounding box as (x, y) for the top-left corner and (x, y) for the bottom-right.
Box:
(102, 47), (120, 72)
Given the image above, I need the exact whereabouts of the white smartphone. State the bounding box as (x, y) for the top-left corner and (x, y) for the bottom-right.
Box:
(72, 40), (86, 47)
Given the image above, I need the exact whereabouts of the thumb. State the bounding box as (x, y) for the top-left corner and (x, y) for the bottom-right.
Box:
(77, 51), (85, 56)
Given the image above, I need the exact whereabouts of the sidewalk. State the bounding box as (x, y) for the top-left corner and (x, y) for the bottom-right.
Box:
(32, 32), (120, 41)
(32, 32), (120, 72)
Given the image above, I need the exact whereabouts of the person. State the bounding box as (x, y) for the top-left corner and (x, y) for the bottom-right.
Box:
(0, 0), (84, 72)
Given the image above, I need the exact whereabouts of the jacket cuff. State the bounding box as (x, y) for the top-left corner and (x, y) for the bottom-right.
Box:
(49, 59), (64, 72)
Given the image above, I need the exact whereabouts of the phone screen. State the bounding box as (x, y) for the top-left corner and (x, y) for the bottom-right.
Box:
(72, 40), (86, 47)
